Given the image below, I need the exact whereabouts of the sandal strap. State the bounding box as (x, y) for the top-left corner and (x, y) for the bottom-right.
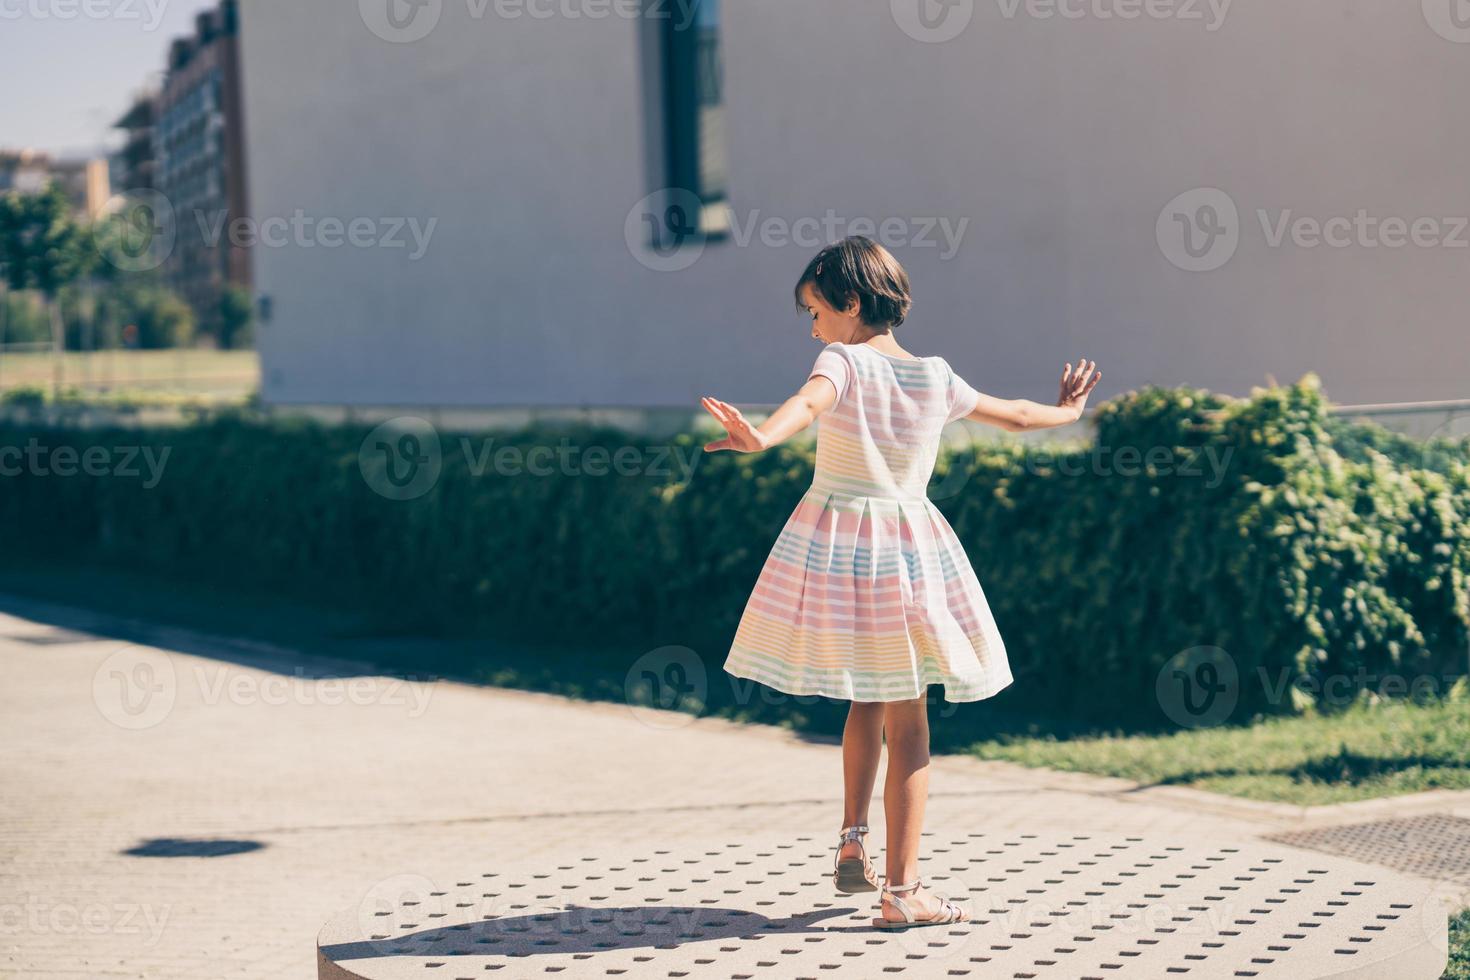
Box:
(882, 879), (966, 925)
(882, 879), (923, 924)
(834, 826), (874, 876)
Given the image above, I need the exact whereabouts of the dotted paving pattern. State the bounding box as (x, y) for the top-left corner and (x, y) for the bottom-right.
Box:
(317, 833), (1447, 980)
(1267, 814), (1470, 886)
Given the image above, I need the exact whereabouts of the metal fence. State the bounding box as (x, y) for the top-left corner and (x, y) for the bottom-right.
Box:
(0, 344), (1465, 447)
(0, 346), (259, 401)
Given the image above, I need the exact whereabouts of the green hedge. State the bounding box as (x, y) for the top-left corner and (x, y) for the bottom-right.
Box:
(1, 375), (1465, 729)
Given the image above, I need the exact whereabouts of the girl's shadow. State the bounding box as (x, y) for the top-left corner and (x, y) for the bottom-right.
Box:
(322, 904), (864, 961)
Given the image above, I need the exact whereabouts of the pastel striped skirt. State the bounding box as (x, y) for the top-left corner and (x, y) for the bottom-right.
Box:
(723, 486), (1013, 703)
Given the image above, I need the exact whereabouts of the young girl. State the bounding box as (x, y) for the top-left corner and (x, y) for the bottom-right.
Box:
(700, 236), (1100, 930)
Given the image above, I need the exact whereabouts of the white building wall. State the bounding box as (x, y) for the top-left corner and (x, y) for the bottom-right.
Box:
(239, 0), (1470, 409)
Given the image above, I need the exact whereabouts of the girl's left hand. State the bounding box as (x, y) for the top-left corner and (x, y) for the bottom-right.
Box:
(701, 396), (769, 453)
(1058, 357), (1101, 418)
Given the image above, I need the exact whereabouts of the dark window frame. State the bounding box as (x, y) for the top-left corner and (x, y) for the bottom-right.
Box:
(644, 0), (728, 248)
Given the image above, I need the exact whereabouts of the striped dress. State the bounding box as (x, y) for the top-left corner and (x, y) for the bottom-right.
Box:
(723, 341), (1013, 704)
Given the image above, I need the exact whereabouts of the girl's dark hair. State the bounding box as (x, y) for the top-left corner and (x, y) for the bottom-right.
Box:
(794, 236), (912, 329)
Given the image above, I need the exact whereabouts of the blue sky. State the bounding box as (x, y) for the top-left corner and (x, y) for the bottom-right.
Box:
(0, 0), (218, 159)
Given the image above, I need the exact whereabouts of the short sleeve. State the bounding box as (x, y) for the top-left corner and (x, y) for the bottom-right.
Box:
(945, 361), (981, 423)
(807, 345), (852, 411)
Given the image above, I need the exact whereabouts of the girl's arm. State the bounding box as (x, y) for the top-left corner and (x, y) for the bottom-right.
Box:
(701, 377), (838, 453)
(964, 358), (1101, 432)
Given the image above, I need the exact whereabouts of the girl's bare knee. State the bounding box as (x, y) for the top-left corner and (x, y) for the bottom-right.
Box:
(882, 697), (926, 716)
(882, 700), (928, 738)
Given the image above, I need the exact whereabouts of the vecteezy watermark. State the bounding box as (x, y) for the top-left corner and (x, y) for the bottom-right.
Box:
(462, 437), (701, 480)
(624, 188), (707, 273)
(881, 869), (978, 958)
(360, 0), (442, 42)
(993, 0), (1231, 30)
(1018, 442), (1232, 487)
(888, 890), (1245, 961)
(1421, 414), (1470, 472)
(1422, 0), (1470, 43)
(1155, 645), (1239, 729)
(93, 645), (178, 731)
(359, 417), (443, 501)
(1258, 665), (1466, 708)
(90, 644), (435, 730)
(358, 418), (704, 501)
(625, 645), (708, 729)
(0, 0), (169, 29)
(726, 211), (968, 259)
(0, 439), (170, 488)
(927, 427), (981, 503)
(934, 441), (1235, 500)
(625, 190), (971, 273)
(891, 0), (975, 42)
(97, 188), (176, 273)
(352, 870), (719, 956)
(191, 664), (435, 716)
(359, 0), (700, 42)
(1156, 188), (1240, 273)
(1420, 881), (1462, 956)
(1159, 187), (1470, 272)
(194, 210), (438, 261)
(354, 873), (447, 954)
(891, 0), (1231, 43)
(1158, 645), (1470, 730)
(0, 896), (172, 946)
(1256, 210), (1470, 250)
(482, 0), (673, 19)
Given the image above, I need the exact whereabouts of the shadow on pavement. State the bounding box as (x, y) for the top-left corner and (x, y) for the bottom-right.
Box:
(122, 837), (267, 858)
(322, 904), (865, 960)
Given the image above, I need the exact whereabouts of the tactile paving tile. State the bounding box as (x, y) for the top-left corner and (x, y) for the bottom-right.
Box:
(1267, 814), (1470, 885)
(317, 832), (1446, 980)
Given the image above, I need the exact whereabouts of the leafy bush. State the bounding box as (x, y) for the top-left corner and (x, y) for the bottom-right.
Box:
(0, 376), (1464, 729)
(210, 284), (254, 350)
(1447, 907), (1470, 980)
(95, 280), (195, 349)
(0, 385), (45, 408)
(1327, 412), (1470, 476)
(0, 290), (50, 345)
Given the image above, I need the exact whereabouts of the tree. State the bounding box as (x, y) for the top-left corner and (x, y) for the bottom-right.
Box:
(0, 192), (23, 292)
(130, 285), (195, 349)
(215, 284), (254, 350)
(0, 184), (96, 392)
(92, 278), (195, 350)
(0, 194), (14, 387)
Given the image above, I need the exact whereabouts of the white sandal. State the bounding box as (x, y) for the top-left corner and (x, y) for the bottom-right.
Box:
(871, 877), (971, 929)
(832, 825), (879, 894)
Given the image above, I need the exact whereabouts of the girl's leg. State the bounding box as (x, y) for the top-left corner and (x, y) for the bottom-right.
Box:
(880, 698), (933, 905)
(882, 693), (952, 916)
(839, 700), (885, 862)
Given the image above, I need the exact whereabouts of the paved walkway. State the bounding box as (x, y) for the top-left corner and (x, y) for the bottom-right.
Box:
(0, 596), (1463, 979)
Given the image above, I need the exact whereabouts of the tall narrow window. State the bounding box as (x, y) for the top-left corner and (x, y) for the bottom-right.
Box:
(650, 0), (728, 246)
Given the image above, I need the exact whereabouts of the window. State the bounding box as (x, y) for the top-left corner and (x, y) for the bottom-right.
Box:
(644, 0), (729, 248)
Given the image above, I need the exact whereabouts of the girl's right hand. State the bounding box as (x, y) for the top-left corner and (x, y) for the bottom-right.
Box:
(701, 396), (770, 453)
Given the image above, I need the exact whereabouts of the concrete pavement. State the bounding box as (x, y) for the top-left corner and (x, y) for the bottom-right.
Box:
(0, 597), (1462, 979)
